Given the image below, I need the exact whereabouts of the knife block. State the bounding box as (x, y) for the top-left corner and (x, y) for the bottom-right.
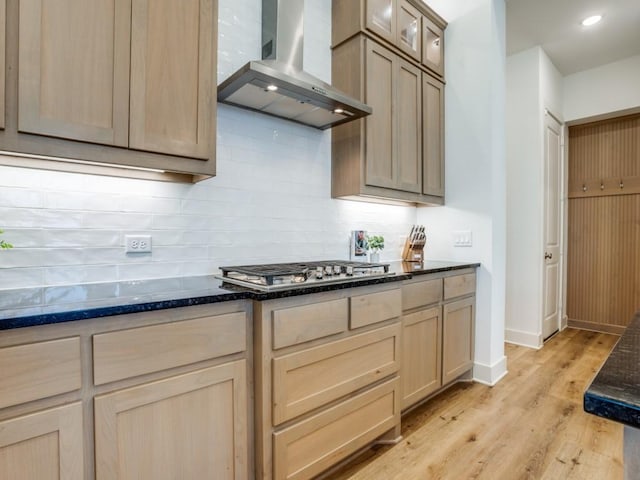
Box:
(402, 237), (424, 262)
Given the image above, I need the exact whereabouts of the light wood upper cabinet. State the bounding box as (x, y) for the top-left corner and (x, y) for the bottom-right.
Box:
(334, 0), (444, 75)
(3, 0), (217, 180)
(365, 0), (395, 45)
(332, 0), (446, 205)
(423, 72), (444, 197)
(422, 15), (444, 77)
(397, 0), (421, 61)
(364, 0), (421, 62)
(365, 41), (395, 190)
(0, 403), (84, 480)
(332, 36), (433, 204)
(364, 40), (422, 193)
(396, 56), (422, 193)
(129, 0), (214, 159)
(18, 0), (131, 146)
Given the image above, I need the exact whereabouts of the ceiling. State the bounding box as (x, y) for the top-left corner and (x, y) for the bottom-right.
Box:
(506, 0), (640, 75)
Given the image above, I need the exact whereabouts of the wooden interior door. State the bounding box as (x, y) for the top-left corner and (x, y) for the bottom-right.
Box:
(542, 112), (562, 340)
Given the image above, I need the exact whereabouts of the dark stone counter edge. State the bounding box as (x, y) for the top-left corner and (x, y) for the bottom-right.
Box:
(0, 262), (480, 331)
(584, 391), (640, 429)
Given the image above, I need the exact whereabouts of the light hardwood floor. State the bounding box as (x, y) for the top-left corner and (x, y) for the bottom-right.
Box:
(332, 328), (622, 480)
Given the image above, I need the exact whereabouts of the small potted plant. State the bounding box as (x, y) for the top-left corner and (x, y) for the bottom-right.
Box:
(0, 229), (12, 250)
(366, 234), (384, 263)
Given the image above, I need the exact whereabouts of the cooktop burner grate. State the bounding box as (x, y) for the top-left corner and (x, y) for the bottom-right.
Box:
(218, 260), (392, 290)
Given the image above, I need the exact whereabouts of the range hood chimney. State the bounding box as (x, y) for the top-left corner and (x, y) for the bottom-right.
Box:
(217, 0), (372, 130)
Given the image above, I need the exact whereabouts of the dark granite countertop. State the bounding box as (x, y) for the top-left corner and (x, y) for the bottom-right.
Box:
(0, 260), (479, 331)
(584, 312), (640, 428)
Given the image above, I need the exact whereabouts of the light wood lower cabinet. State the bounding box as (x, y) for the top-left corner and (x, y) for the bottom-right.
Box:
(95, 360), (247, 480)
(443, 296), (475, 385)
(256, 284), (402, 480)
(0, 402), (84, 480)
(401, 270), (476, 410)
(0, 301), (251, 480)
(401, 306), (441, 409)
(273, 377), (400, 480)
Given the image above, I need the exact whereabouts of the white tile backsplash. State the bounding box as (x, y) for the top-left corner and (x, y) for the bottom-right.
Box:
(0, 0), (418, 304)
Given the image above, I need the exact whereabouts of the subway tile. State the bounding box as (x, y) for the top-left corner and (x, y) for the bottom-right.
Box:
(0, 187), (44, 208)
(0, 287), (43, 309)
(0, 267), (45, 288)
(45, 265), (118, 285)
(44, 282), (119, 305)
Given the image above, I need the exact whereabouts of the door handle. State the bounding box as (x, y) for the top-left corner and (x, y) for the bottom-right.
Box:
(544, 252), (553, 260)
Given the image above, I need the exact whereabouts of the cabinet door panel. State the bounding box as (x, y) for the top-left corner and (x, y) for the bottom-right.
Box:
(130, 0), (214, 159)
(401, 307), (441, 408)
(365, 41), (395, 189)
(396, 58), (422, 193)
(423, 73), (444, 196)
(443, 297), (475, 385)
(0, 403), (84, 480)
(18, 0), (130, 145)
(365, 0), (395, 44)
(274, 377), (399, 480)
(95, 361), (247, 480)
(422, 16), (444, 77)
(272, 324), (400, 425)
(397, 0), (421, 61)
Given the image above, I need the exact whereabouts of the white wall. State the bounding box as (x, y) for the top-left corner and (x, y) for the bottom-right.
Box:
(504, 47), (563, 348)
(505, 47), (543, 347)
(417, 0), (507, 385)
(564, 54), (640, 122)
(0, 0), (417, 317)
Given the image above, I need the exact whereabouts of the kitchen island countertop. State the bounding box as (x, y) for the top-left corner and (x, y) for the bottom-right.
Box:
(0, 260), (479, 330)
(584, 311), (640, 428)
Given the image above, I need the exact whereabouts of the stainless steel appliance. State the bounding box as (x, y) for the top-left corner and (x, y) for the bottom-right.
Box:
(217, 260), (393, 292)
(217, 0), (372, 129)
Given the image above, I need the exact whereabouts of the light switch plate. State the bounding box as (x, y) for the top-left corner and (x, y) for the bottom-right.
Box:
(453, 230), (472, 247)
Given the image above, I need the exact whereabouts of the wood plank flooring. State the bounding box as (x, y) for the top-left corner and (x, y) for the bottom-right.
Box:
(331, 328), (622, 480)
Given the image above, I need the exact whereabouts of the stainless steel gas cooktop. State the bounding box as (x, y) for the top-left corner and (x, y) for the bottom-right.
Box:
(217, 260), (393, 291)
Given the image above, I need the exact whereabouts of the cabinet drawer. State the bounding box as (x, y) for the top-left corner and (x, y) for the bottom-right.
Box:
(272, 298), (348, 349)
(350, 288), (401, 329)
(402, 278), (442, 311)
(444, 273), (476, 300)
(272, 324), (400, 425)
(93, 311), (247, 385)
(273, 377), (399, 480)
(0, 337), (81, 409)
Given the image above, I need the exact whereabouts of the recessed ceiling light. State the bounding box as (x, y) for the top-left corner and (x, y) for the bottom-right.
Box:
(265, 85), (278, 92)
(581, 15), (602, 26)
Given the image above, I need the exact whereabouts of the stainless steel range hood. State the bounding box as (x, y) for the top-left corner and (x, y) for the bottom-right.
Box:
(217, 0), (372, 130)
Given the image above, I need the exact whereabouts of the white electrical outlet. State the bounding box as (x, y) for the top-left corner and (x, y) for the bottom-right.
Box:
(125, 235), (152, 253)
(453, 230), (472, 247)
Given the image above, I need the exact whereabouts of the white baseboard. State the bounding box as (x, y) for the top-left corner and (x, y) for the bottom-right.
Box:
(505, 328), (543, 349)
(473, 355), (508, 386)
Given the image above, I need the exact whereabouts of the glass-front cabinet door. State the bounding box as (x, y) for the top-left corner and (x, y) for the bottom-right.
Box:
(422, 16), (444, 77)
(397, 0), (421, 61)
(366, 0), (395, 44)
